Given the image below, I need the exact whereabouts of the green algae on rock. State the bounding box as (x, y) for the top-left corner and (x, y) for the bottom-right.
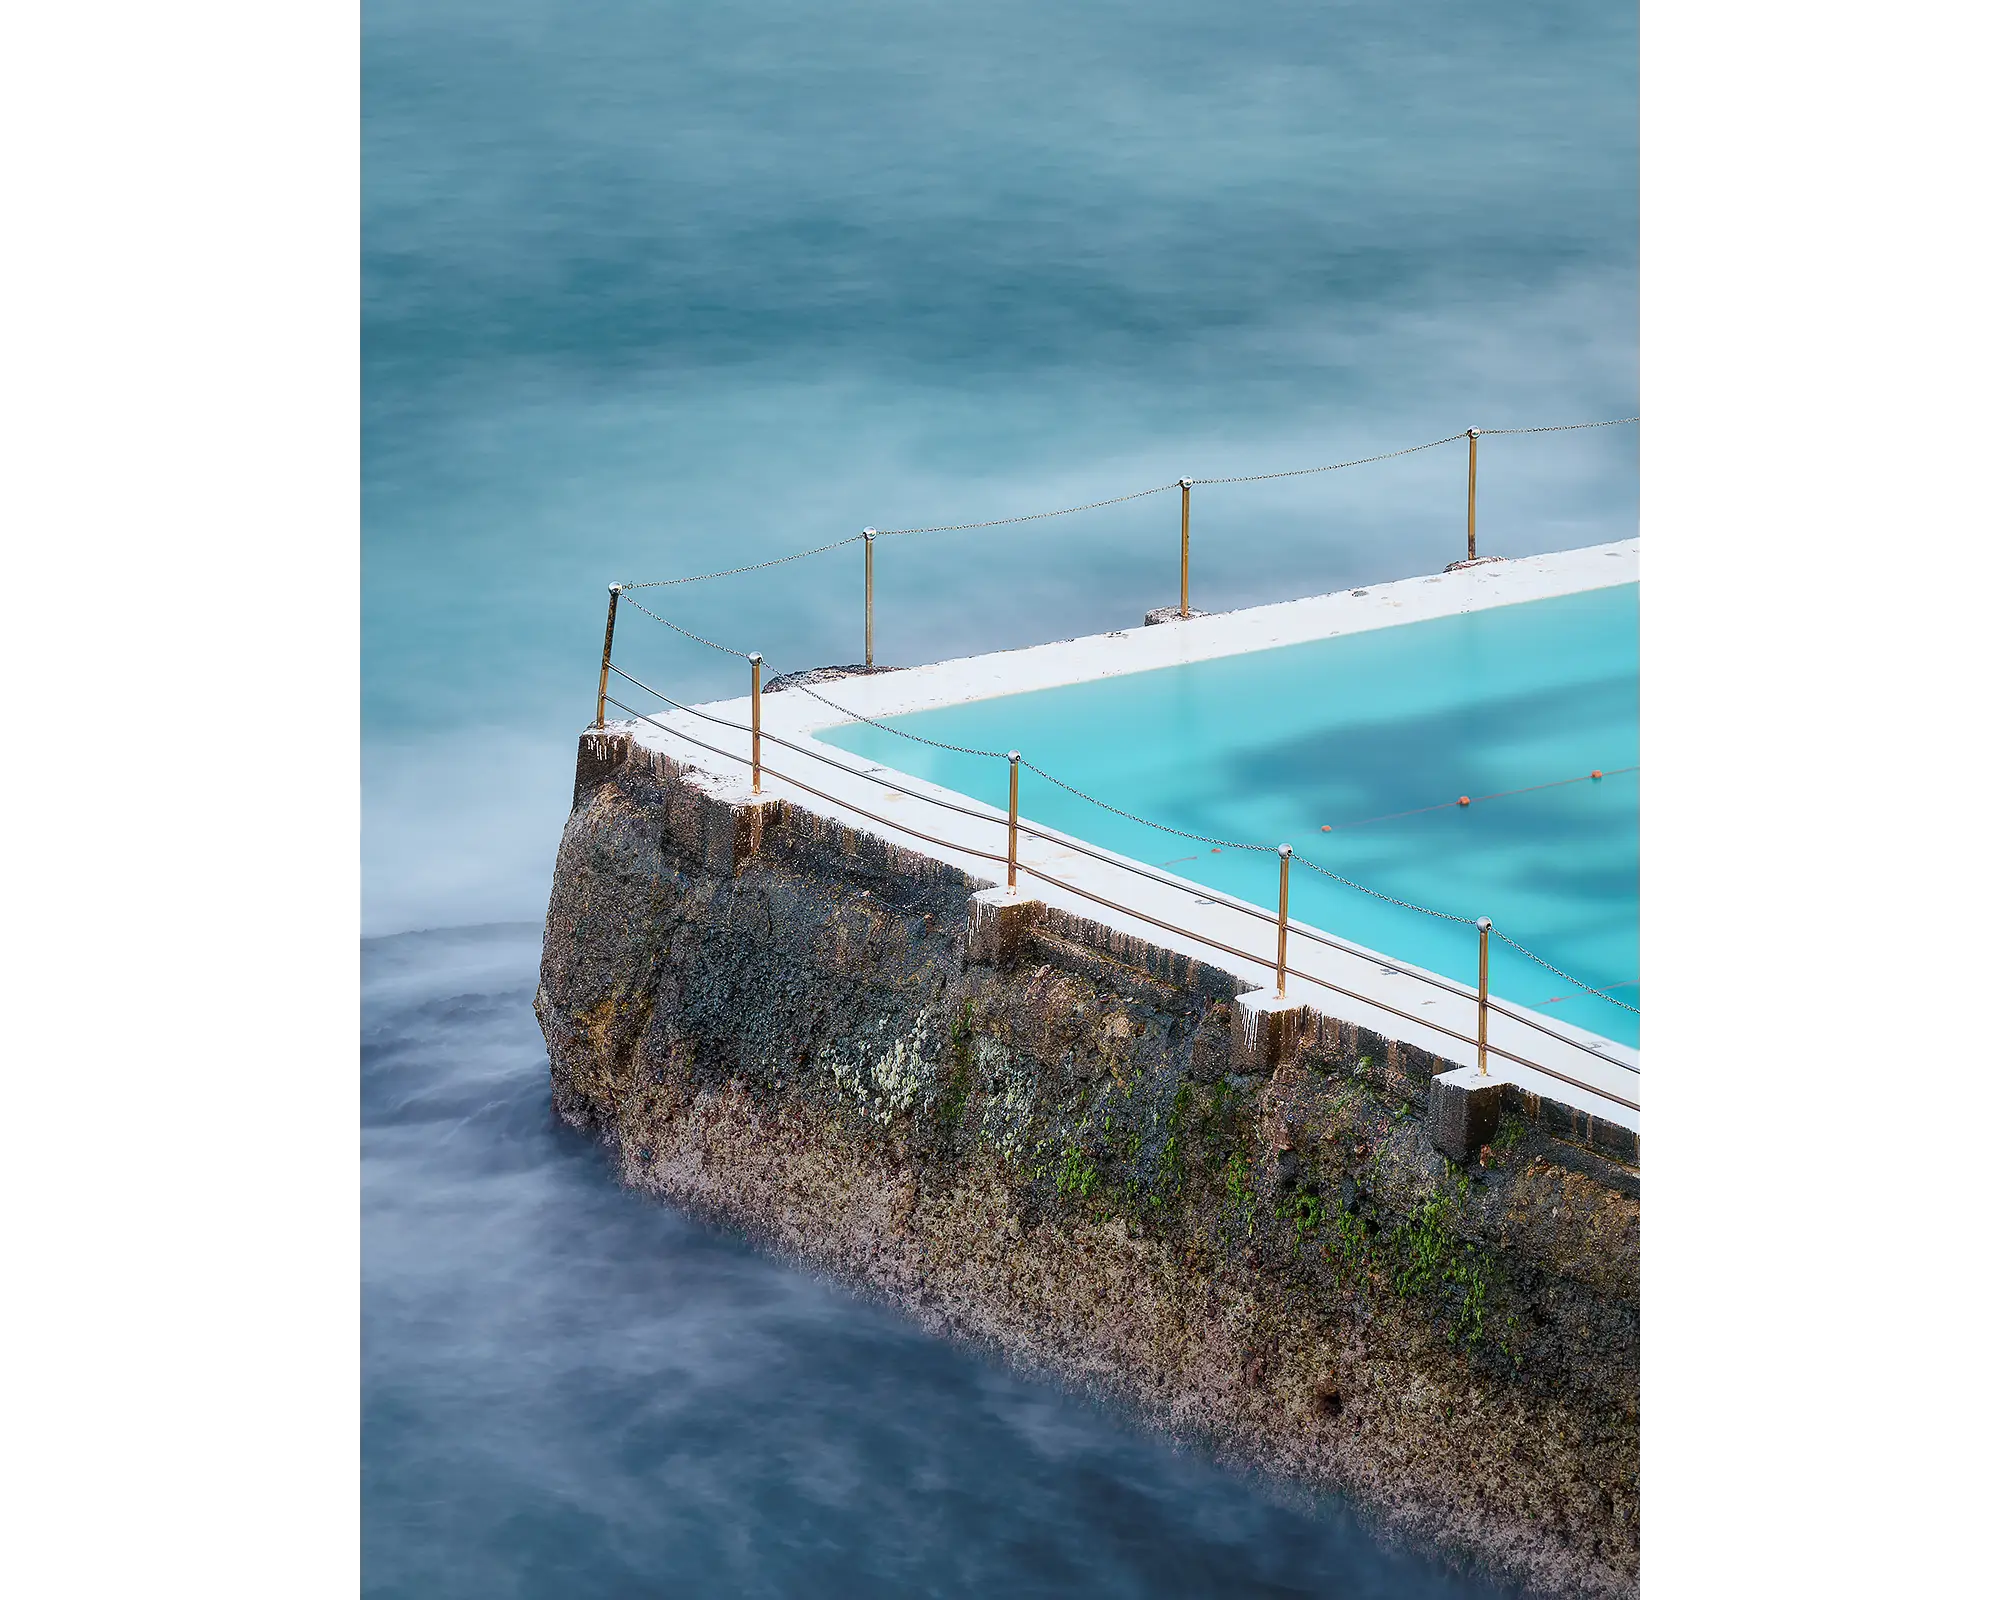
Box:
(537, 732), (1639, 1599)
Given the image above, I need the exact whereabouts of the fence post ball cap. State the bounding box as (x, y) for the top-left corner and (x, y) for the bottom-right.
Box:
(608, 581), (623, 593)
(1007, 749), (1020, 762)
(1278, 843), (1293, 858)
(1467, 427), (1481, 437)
(1477, 916), (1492, 931)
(748, 651), (762, 664)
(1179, 477), (1193, 489)
(862, 527), (876, 538)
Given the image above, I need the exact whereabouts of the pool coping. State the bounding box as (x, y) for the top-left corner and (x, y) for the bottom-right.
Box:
(609, 539), (1641, 1134)
(774, 535), (1639, 718)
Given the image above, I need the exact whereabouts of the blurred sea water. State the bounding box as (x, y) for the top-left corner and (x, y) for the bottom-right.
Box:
(363, 0), (1636, 934)
(361, 924), (1519, 1597)
(362, 4), (1632, 1591)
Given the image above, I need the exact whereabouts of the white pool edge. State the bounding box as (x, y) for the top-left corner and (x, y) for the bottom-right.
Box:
(772, 536), (1638, 723)
(613, 540), (1641, 1135)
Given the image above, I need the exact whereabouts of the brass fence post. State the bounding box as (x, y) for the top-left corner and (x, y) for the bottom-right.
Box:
(1476, 916), (1492, 1076)
(1465, 428), (1481, 563)
(1276, 844), (1292, 995)
(595, 583), (622, 729)
(863, 529), (876, 670)
(1178, 478), (1193, 617)
(1006, 751), (1021, 890)
(749, 652), (763, 795)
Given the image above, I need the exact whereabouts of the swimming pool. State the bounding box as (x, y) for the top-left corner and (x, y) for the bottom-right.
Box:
(820, 582), (1639, 1048)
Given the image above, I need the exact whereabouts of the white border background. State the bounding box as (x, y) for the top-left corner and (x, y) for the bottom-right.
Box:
(2, 4), (360, 1591)
(1643, 2), (1994, 1590)
(2, 2), (1993, 1592)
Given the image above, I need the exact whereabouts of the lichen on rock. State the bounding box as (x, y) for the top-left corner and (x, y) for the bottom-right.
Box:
(536, 734), (1640, 1599)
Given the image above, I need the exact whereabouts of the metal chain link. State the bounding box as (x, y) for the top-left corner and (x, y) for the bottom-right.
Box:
(607, 410), (1642, 1015)
(616, 591), (755, 660)
(1291, 854), (1479, 925)
(1477, 417), (1638, 436)
(1190, 432), (1462, 486)
(673, 660), (1638, 1017)
(1492, 928), (1640, 1013)
(873, 480), (1180, 537)
(606, 416), (1635, 584)
(621, 533), (866, 590)
(788, 684), (1013, 759)
(1015, 758), (1278, 854)
(789, 682), (1277, 852)
(606, 618), (1635, 1000)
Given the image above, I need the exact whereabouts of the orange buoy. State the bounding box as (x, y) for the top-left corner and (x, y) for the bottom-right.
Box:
(1590, 769), (1603, 780)
(1211, 847), (1221, 853)
(1457, 795), (1471, 807)
(1320, 824), (1331, 832)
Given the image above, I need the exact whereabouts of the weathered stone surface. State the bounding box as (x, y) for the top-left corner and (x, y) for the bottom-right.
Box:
(966, 889), (1044, 968)
(1230, 988), (1308, 1075)
(572, 729), (633, 809)
(537, 734), (1640, 1599)
(1142, 605), (1211, 626)
(1428, 1066), (1506, 1163)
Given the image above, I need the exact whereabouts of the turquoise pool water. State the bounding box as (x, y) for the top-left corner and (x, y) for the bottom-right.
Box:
(821, 582), (1639, 1048)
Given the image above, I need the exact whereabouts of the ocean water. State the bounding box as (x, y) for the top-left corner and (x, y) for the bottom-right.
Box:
(364, 0), (1632, 1589)
(363, 0), (1636, 934)
(362, 924), (1517, 1598)
(822, 582), (1639, 1047)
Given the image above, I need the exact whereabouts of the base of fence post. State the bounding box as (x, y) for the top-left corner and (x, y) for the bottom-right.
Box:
(573, 730), (634, 810)
(1231, 988), (1307, 1074)
(1143, 605), (1210, 627)
(1426, 1065), (1506, 1164)
(702, 792), (785, 876)
(967, 887), (1044, 967)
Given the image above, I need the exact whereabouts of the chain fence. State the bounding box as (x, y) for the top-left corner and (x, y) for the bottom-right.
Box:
(602, 661), (1640, 1107)
(873, 481), (1182, 538)
(598, 414), (1641, 1037)
(1493, 928), (1640, 1014)
(619, 416), (1637, 588)
(620, 533), (867, 590)
(1189, 432), (1462, 486)
(611, 601), (1637, 1026)
(1478, 417), (1639, 436)
(614, 591), (757, 660)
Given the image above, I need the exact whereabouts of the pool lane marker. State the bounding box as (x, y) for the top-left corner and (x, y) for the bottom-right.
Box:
(1316, 765), (1638, 833)
(1165, 767), (1637, 862)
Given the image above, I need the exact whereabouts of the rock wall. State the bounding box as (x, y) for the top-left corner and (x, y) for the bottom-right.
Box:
(536, 731), (1640, 1597)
